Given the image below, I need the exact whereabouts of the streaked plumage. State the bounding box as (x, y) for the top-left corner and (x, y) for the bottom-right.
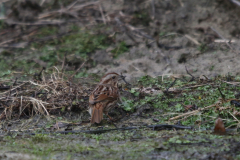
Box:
(88, 72), (121, 124)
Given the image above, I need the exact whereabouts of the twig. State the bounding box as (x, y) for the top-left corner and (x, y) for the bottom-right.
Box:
(214, 39), (236, 43)
(169, 103), (217, 121)
(185, 34), (200, 45)
(185, 66), (195, 81)
(6, 20), (79, 26)
(12, 78), (18, 86)
(228, 111), (240, 123)
(184, 83), (214, 89)
(115, 17), (154, 40)
(67, 0), (80, 10)
(99, 3), (106, 24)
(69, 61), (86, 80)
(218, 87), (225, 100)
(0, 82), (27, 95)
(0, 31), (74, 49)
(221, 80), (240, 86)
(178, 0), (184, 6)
(40, 0), (46, 6)
(210, 26), (233, 50)
(230, 0), (240, 6)
(0, 37), (20, 46)
(38, 1), (99, 19)
(61, 54), (67, 72)
(151, 0), (155, 19)
(34, 67), (45, 81)
(165, 79), (177, 92)
(202, 75), (209, 80)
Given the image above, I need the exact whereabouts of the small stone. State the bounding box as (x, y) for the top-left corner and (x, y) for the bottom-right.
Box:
(153, 118), (159, 122)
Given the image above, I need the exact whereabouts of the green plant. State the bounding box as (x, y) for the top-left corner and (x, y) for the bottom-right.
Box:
(132, 12), (152, 26)
(121, 97), (135, 111)
(111, 42), (129, 58)
(130, 88), (140, 96)
(31, 134), (51, 143)
(198, 43), (208, 53)
(210, 65), (214, 71)
(0, 28), (111, 73)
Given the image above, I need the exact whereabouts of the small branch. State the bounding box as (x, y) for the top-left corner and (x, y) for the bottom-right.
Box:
(185, 34), (200, 45)
(61, 53), (67, 72)
(210, 26), (233, 50)
(165, 79), (177, 93)
(185, 66), (195, 82)
(38, 1), (99, 19)
(69, 61), (86, 80)
(151, 0), (155, 19)
(184, 83), (214, 89)
(178, 0), (184, 7)
(169, 103), (217, 121)
(214, 39), (236, 43)
(40, 0), (46, 6)
(99, 3), (106, 24)
(218, 87), (225, 100)
(12, 78), (18, 86)
(230, 0), (240, 6)
(228, 111), (240, 124)
(6, 20), (79, 26)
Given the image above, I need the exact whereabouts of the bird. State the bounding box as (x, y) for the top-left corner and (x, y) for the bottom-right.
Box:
(88, 72), (126, 124)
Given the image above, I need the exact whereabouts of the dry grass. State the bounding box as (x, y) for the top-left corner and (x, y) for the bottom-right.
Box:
(0, 66), (89, 120)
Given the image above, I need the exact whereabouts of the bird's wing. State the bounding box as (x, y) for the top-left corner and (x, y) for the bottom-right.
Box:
(89, 84), (119, 105)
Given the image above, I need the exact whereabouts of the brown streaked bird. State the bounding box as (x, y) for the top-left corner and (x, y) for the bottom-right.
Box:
(88, 72), (125, 124)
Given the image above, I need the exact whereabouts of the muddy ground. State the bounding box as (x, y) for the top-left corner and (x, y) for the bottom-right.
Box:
(0, 0), (240, 159)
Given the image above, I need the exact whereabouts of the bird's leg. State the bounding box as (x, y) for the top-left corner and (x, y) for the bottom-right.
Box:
(108, 117), (118, 128)
(108, 120), (118, 128)
(104, 112), (118, 128)
(103, 111), (113, 121)
(106, 114), (114, 121)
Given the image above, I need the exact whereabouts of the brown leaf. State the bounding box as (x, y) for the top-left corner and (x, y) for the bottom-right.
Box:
(213, 118), (226, 135)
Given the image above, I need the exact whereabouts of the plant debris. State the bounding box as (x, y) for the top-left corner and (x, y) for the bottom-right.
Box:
(0, 66), (89, 120)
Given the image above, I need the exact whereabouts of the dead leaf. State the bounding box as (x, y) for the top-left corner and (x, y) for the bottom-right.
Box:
(213, 118), (226, 135)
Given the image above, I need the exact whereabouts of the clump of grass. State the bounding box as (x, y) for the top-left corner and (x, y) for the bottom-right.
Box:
(198, 43), (208, 53)
(132, 11), (152, 26)
(111, 41), (129, 58)
(0, 27), (111, 73)
(36, 26), (58, 38)
(32, 134), (51, 143)
(33, 31), (111, 66)
(0, 20), (6, 30)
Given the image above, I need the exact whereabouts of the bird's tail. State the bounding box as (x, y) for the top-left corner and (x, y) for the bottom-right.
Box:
(90, 103), (104, 124)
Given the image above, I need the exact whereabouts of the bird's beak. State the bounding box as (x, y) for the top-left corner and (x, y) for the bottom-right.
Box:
(119, 74), (131, 86)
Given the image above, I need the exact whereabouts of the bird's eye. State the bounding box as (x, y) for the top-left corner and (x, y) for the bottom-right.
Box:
(112, 76), (116, 79)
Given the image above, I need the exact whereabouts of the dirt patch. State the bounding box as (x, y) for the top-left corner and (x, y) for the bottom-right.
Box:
(87, 0), (240, 82)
